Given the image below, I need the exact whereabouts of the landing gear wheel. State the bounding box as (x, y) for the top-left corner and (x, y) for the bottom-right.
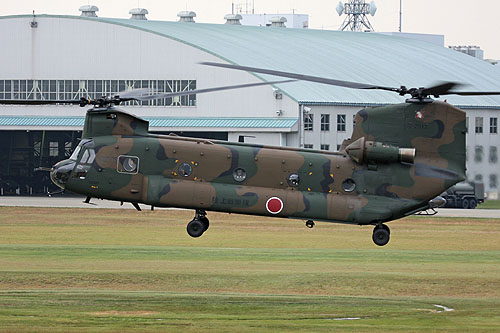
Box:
(305, 220), (315, 229)
(372, 225), (390, 246)
(469, 198), (477, 209)
(200, 217), (210, 232)
(462, 199), (470, 209)
(187, 219), (204, 238)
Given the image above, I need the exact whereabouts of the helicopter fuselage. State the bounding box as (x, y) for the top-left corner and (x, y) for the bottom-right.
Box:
(51, 100), (466, 229)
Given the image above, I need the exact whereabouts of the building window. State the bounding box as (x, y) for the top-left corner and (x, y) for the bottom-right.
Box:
(475, 174), (483, 183)
(490, 118), (498, 134)
(49, 142), (59, 157)
(0, 79), (197, 106)
(490, 174), (498, 189)
(489, 146), (498, 164)
(304, 114), (313, 131)
(320, 144), (330, 151)
(337, 144), (341, 151)
(321, 114), (330, 131)
(337, 114), (346, 132)
(304, 144), (313, 149)
(337, 114), (345, 132)
(474, 145), (484, 163)
(475, 117), (483, 134)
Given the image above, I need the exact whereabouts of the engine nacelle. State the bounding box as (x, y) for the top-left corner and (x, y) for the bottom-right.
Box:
(345, 137), (415, 165)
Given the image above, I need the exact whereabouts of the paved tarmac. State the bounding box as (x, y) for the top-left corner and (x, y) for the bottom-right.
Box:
(0, 196), (499, 218)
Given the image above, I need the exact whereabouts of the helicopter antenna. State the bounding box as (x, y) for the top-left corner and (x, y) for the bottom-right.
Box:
(336, 0), (377, 32)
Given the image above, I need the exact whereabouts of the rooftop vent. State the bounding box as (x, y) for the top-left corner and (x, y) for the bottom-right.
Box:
(224, 14), (242, 25)
(177, 11), (196, 23)
(129, 8), (148, 20)
(79, 5), (99, 17)
(270, 16), (287, 28)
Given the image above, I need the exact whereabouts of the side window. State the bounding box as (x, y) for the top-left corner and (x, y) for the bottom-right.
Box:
(287, 173), (300, 187)
(117, 155), (139, 174)
(342, 178), (356, 192)
(233, 168), (247, 182)
(178, 162), (193, 177)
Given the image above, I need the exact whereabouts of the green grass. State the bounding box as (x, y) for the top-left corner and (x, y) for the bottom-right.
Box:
(478, 199), (500, 209)
(0, 207), (500, 331)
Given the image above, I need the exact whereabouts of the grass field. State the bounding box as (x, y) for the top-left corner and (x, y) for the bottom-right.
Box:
(479, 200), (500, 209)
(0, 206), (499, 332)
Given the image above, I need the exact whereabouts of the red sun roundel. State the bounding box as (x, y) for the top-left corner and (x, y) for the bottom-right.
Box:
(266, 197), (284, 214)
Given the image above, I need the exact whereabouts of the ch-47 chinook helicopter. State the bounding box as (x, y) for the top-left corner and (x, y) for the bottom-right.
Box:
(2, 63), (500, 246)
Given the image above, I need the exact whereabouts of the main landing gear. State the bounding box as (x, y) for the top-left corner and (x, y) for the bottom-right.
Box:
(187, 209), (209, 238)
(372, 223), (390, 246)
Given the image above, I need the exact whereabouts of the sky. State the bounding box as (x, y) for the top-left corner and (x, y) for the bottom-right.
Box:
(2, 0), (500, 59)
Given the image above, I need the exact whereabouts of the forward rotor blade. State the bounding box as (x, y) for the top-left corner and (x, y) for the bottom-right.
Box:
(200, 62), (399, 92)
(118, 88), (155, 99)
(0, 99), (85, 105)
(136, 79), (296, 101)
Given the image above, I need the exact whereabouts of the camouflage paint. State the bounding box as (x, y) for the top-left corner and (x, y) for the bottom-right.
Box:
(61, 101), (465, 226)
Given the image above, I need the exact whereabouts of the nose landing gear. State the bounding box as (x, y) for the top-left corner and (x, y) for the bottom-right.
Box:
(187, 209), (209, 238)
(372, 224), (390, 246)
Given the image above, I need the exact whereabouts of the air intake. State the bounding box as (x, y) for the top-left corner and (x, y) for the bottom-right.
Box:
(270, 16), (287, 28)
(129, 8), (148, 20)
(224, 14), (242, 25)
(79, 5), (99, 17)
(177, 11), (196, 23)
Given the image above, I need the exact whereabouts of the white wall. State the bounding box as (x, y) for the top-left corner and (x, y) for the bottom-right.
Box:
(465, 109), (500, 193)
(0, 16), (299, 120)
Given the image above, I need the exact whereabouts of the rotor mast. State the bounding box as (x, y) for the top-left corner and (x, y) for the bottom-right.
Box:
(336, 0), (377, 32)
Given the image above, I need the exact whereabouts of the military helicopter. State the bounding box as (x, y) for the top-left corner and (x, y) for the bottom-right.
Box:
(2, 63), (499, 246)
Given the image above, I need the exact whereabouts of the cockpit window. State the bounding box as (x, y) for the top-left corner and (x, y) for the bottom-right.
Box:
(79, 148), (96, 164)
(69, 146), (81, 161)
(69, 139), (95, 161)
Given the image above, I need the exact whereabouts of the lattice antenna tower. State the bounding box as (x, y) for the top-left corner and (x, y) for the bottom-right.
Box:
(234, 0), (255, 14)
(336, 0), (377, 32)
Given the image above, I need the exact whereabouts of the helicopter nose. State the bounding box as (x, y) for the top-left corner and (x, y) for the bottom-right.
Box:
(50, 159), (76, 189)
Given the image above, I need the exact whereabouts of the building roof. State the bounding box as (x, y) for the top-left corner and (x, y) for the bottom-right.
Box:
(0, 116), (298, 131)
(2, 14), (500, 108)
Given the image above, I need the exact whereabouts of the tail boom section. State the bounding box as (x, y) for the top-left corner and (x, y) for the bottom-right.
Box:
(343, 101), (466, 220)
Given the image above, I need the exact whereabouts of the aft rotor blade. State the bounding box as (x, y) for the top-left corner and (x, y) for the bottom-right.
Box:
(200, 62), (399, 92)
(136, 79), (296, 101)
(444, 91), (500, 96)
(421, 82), (460, 97)
(0, 99), (85, 105)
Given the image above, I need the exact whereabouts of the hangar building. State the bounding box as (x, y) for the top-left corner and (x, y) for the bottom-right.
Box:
(0, 11), (499, 195)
